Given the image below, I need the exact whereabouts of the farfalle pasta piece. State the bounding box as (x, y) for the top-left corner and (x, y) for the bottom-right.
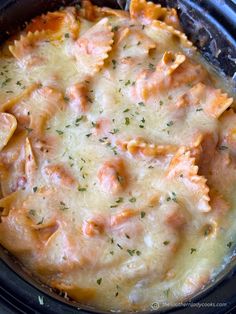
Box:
(219, 109), (236, 155)
(30, 86), (66, 132)
(175, 83), (233, 118)
(114, 27), (129, 46)
(162, 8), (182, 31)
(163, 202), (187, 230)
(83, 209), (140, 235)
(9, 31), (48, 68)
(0, 113), (17, 152)
(167, 147), (211, 212)
(0, 83), (40, 112)
(44, 163), (76, 187)
(202, 85), (233, 118)
(130, 0), (182, 30)
(0, 191), (20, 217)
(26, 8), (80, 39)
(9, 86), (66, 135)
(0, 131), (31, 196)
(93, 117), (111, 136)
(24, 196), (59, 240)
(209, 189), (229, 220)
(63, 7), (80, 39)
(130, 0), (167, 24)
(134, 53), (208, 101)
(98, 158), (127, 195)
(82, 216), (106, 237)
(32, 221), (59, 243)
(50, 282), (96, 303)
(74, 18), (114, 75)
(117, 137), (177, 157)
(0, 196), (41, 255)
(99, 7), (129, 18)
(22, 187), (63, 220)
(171, 59), (207, 87)
(112, 214), (145, 243)
(114, 27), (156, 59)
(0, 2), (235, 309)
(0, 162), (8, 186)
(190, 132), (218, 169)
(134, 51), (186, 101)
(66, 82), (89, 113)
(79, 0), (100, 21)
(80, 0), (129, 19)
(0, 130), (27, 166)
(26, 11), (66, 33)
(182, 266), (210, 296)
(36, 225), (92, 273)
(24, 138), (37, 186)
(202, 148), (236, 196)
(162, 51), (186, 74)
(151, 20), (194, 49)
(110, 209), (137, 227)
(145, 20), (195, 52)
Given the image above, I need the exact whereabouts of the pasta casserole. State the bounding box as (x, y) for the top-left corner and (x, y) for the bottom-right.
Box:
(0, 0), (235, 311)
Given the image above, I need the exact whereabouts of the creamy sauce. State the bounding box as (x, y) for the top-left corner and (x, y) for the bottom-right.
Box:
(0, 0), (235, 311)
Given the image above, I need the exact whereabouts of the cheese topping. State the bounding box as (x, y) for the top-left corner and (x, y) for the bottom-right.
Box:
(0, 0), (235, 311)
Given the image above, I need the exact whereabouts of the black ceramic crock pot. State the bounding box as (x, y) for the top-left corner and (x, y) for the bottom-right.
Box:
(0, 1), (236, 313)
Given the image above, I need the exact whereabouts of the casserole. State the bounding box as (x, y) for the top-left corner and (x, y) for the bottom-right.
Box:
(0, 0), (235, 312)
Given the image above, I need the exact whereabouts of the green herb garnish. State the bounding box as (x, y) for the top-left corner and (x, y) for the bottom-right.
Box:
(125, 117), (130, 125)
(56, 130), (64, 135)
(140, 211), (146, 218)
(97, 278), (102, 285)
(163, 241), (170, 246)
(112, 59), (117, 69)
(166, 121), (174, 127)
(33, 186), (38, 193)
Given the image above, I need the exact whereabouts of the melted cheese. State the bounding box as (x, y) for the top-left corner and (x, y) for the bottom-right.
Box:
(0, 0), (235, 311)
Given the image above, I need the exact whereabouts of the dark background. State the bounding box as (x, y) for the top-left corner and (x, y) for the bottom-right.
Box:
(0, 0), (236, 313)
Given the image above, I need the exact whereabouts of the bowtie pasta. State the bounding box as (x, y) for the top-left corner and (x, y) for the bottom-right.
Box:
(0, 0), (235, 311)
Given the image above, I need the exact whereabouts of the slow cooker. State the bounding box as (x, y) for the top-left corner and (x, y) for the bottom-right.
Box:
(0, 0), (236, 313)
